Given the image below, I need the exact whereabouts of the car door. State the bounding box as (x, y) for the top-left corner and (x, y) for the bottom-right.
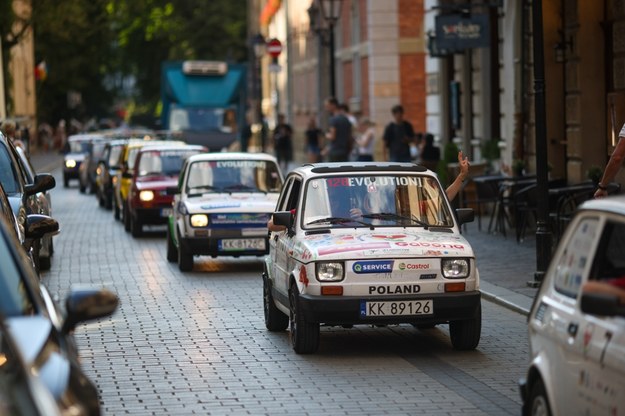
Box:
(272, 176), (302, 296)
(579, 217), (625, 414)
(540, 214), (601, 414)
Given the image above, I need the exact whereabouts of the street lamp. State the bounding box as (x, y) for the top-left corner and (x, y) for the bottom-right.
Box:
(308, 0), (343, 97)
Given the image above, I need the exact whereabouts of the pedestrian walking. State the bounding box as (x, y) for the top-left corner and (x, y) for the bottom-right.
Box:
(273, 113), (293, 171)
(305, 116), (323, 163)
(382, 104), (416, 162)
(594, 122), (625, 198)
(420, 133), (440, 171)
(323, 97), (352, 162)
(355, 118), (376, 161)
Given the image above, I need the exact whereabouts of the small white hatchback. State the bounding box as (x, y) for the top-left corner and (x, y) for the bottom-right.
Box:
(520, 195), (625, 415)
(263, 162), (480, 354)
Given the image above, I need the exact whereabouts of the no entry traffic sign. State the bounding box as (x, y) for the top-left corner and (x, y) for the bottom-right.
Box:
(266, 38), (282, 58)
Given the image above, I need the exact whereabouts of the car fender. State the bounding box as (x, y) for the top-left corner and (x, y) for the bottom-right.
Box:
(264, 256), (274, 281)
(526, 351), (559, 415)
(289, 261), (308, 295)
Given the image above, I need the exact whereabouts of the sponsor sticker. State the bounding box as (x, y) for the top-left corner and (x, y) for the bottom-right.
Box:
(397, 262), (430, 270)
(352, 260), (394, 274)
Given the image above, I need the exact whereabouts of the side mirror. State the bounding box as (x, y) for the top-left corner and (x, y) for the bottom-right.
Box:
(24, 173), (56, 196)
(455, 208), (475, 226)
(166, 186), (180, 195)
(580, 292), (625, 317)
(272, 211), (294, 234)
(25, 214), (60, 240)
(62, 288), (119, 333)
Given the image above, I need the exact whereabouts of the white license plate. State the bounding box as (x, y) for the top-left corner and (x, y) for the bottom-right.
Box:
(360, 300), (433, 317)
(161, 208), (173, 217)
(218, 238), (266, 251)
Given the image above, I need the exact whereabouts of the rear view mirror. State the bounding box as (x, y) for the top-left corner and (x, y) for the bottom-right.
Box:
(581, 292), (625, 317)
(25, 214), (59, 240)
(456, 208), (475, 225)
(62, 288), (119, 333)
(272, 211), (294, 228)
(24, 173), (56, 196)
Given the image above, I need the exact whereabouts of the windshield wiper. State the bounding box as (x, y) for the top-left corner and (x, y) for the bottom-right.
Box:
(187, 185), (222, 196)
(361, 212), (429, 229)
(222, 184), (257, 193)
(306, 216), (374, 229)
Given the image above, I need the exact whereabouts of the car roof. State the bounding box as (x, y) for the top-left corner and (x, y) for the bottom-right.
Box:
(68, 134), (106, 142)
(579, 194), (625, 216)
(137, 144), (205, 153)
(185, 152), (279, 164)
(288, 162), (431, 177)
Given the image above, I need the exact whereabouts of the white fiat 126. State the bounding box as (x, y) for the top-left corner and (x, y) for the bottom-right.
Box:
(167, 153), (284, 271)
(263, 162), (480, 354)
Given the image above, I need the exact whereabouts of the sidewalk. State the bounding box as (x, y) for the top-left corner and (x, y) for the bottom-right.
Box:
(29, 148), (539, 316)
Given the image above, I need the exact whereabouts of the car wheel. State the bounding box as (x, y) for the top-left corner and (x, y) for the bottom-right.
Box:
(289, 282), (319, 354)
(105, 193), (113, 210)
(39, 238), (52, 271)
(113, 199), (120, 220)
(79, 181), (86, 193)
(63, 175), (69, 188)
(130, 215), (142, 237)
(263, 273), (288, 331)
(166, 225), (178, 262)
(98, 189), (105, 207)
(88, 180), (96, 194)
(177, 233), (193, 272)
(528, 378), (551, 416)
(449, 302), (481, 351)
(123, 202), (131, 232)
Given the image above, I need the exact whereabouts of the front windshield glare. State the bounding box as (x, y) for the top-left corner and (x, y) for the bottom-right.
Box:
(185, 160), (283, 193)
(302, 175), (454, 228)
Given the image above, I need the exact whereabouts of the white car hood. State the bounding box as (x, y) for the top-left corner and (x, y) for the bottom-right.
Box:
(185, 192), (279, 213)
(292, 229), (474, 261)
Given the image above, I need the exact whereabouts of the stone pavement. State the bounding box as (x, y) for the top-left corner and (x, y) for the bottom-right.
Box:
(28, 148), (539, 316)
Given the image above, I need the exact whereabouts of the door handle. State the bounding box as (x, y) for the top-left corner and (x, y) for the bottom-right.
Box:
(567, 322), (579, 337)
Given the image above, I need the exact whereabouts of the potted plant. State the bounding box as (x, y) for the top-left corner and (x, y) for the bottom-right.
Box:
(512, 158), (526, 177)
(481, 139), (501, 173)
(586, 165), (603, 185)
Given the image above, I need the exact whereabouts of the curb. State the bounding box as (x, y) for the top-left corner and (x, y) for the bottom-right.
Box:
(480, 280), (532, 316)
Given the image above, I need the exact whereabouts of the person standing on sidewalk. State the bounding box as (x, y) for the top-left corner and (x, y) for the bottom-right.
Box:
(304, 116), (323, 163)
(594, 122), (625, 198)
(354, 118), (376, 161)
(323, 97), (352, 162)
(382, 104), (416, 162)
(273, 113), (293, 171)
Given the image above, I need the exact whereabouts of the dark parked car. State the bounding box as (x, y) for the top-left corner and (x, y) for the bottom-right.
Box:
(0, 132), (56, 273)
(95, 138), (136, 210)
(14, 145), (55, 270)
(0, 213), (119, 415)
(78, 135), (108, 194)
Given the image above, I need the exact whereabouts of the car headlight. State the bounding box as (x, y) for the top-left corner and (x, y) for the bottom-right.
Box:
(316, 262), (344, 282)
(96, 166), (102, 175)
(190, 214), (208, 227)
(441, 259), (470, 279)
(139, 190), (154, 202)
(65, 159), (76, 168)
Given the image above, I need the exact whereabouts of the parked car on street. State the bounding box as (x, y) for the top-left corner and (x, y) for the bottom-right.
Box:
(78, 134), (108, 194)
(0, 206), (118, 415)
(167, 152), (284, 271)
(0, 132), (56, 273)
(95, 138), (141, 211)
(62, 134), (94, 188)
(126, 143), (205, 237)
(263, 162), (479, 354)
(14, 145), (55, 270)
(520, 195), (625, 416)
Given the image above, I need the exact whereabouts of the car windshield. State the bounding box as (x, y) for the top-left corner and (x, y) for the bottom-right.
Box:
(185, 159), (282, 194)
(138, 149), (201, 177)
(0, 232), (34, 317)
(0, 147), (20, 195)
(69, 140), (90, 153)
(302, 174), (454, 229)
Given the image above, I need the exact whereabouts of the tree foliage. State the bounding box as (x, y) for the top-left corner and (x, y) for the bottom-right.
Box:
(26, 0), (247, 125)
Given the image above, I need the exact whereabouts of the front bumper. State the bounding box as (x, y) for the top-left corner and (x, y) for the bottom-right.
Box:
(134, 207), (171, 225)
(295, 291), (481, 325)
(63, 168), (80, 179)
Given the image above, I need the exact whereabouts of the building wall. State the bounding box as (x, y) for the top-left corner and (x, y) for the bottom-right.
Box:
(7, 0), (36, 124)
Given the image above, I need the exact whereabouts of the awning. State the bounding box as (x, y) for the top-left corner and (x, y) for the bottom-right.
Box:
(260, 0), (282, 28)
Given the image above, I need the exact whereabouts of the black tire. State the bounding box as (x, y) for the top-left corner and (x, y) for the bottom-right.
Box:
(528, 378), (551, 416)
(105, 193), (113, 210)
(263, 273), (289, 331)
(289, 283), (319, 354)
(39, 250), (51, 271)
(98, 189), (105, 207)
(449, 303), (481, 350)
(166, 225), (178, 262)
(79, 181), (86, 193)
(63, 175), (69, 188)
(177, 232), (193, 272)
(123, 202), (131, 232)
(88, 180), (96, 194)
(130, 214), (142, 237)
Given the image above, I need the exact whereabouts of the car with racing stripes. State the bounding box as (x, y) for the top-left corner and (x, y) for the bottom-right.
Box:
(263, 162), (480, 354)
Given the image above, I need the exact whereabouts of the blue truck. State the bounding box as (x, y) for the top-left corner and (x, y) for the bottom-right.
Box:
(160, 61), (247, 151)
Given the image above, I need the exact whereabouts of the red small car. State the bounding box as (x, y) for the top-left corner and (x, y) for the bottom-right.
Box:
(126, 144), (205, 237)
